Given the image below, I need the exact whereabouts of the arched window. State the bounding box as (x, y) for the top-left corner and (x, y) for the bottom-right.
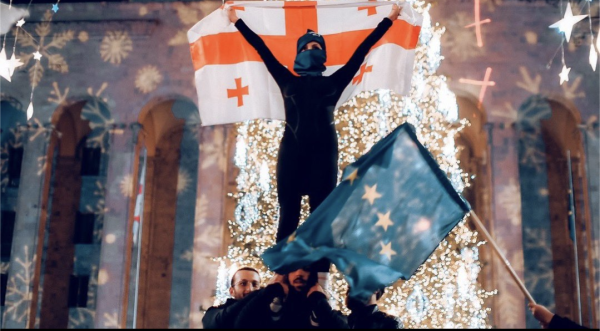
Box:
(37, 99), (111, 329)
(1, 98), (25, 311)
(518, 95), (596, 328)
(125, 98), (199, 329)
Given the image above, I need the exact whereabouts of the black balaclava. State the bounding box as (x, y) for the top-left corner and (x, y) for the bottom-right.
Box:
(293, 29), (326, 76)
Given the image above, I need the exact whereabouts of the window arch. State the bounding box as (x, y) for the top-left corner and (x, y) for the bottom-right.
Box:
(37, 98), (112, 329)
(517, 95), (596, 328)
(126, 96), (199, 329)
(0, 97), (25, 312)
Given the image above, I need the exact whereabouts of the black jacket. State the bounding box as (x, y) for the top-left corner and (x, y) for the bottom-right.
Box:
(348, 305), (403, 329)
(233, 284), (348, 329)
(549, 314), (588, 329)
(308, 291), (349, 329)
(202, 291), (260, 329)
(235, 18), (394, 240)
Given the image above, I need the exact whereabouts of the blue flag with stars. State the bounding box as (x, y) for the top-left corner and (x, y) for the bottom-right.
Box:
(262, 123), (471, 300)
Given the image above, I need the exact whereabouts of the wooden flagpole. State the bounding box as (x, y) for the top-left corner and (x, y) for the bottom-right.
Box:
(469, 211), (536, 304)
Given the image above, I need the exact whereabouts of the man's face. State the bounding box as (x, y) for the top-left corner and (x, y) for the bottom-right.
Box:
(287, 268), (311, 292)
(229, 270), (261, 300)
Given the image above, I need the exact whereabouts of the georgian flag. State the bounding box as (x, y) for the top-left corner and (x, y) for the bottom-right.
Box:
(188, 0), (422, 126)
(132, 158), (146, 245)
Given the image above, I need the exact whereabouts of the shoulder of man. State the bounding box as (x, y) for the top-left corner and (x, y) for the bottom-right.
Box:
(549, 314), (588, 329)
(204, 299), (234, 311)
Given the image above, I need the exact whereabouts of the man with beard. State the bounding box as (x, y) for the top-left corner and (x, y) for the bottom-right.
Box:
(345, 287), (403, 329)
(234, 266), (347, 329)
(202, 267), (262, 329)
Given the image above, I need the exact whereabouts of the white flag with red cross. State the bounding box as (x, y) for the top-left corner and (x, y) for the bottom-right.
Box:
(188, 0), (422, 126)
(132, 157), (146, 245)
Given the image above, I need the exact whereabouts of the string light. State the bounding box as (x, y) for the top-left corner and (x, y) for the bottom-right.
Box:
(0, 0), (26, 82)
(597, 31), (600, 53)
(548, 2), (587, 43)
(559, 64), (571, 85)
(213, 1), (494, 327)
(2, 0), (62, 120)
(548, 1), (594, 85)
(585, 0), (598, 71)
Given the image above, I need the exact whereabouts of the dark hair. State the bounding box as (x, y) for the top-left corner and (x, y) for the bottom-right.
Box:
(231, 267), (260, 287)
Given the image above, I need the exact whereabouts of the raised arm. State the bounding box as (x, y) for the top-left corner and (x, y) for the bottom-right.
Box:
(232, 284), (287, 329)
(228, 7), (294, 85)
(331, 4), (401, 87)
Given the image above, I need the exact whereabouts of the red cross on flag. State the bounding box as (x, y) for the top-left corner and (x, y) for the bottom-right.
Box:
(132, 157), (146, 245)
(188, 0), (422, 126)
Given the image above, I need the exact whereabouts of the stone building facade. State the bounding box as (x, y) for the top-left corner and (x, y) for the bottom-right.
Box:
(1, 0), (598, 328)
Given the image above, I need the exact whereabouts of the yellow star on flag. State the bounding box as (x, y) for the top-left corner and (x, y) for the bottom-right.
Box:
(375, 211), (394, 231)
(362, 184), (382, 205)
(379, 241), (396, 260)
(345, 168), (358, 185)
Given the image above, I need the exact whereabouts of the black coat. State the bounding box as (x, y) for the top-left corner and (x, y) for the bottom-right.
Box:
(549, 315), (588, 329)
(233, 284), (348, 329)
(235, 17), (394, 242)
(348, 305), (403, 329)
(202, 291), (261, 329)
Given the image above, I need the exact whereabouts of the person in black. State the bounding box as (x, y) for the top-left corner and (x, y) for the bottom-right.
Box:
(226, 5), (402, 254)
(528, 303), (588, 329)
(345, 287), (403, 329)
(233, 266), (348, 329)
(202, 267), (261, 329)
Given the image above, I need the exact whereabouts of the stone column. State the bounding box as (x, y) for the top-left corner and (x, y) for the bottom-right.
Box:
(190, 125), (231, 329)
(169, 124), (199, 328)
(487, 123), (527, 328)
(3, 123), (53, 329)
(135, 126), (182, 329)
(582, 126), (599, 328)
(94, 123), (138, 329)
(39, 155), (82, 329)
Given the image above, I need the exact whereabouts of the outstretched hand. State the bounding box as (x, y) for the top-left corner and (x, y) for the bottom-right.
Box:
(528, 303), (554, 329)
(387, 3), (401, 21)
(226, 6), (239, 24)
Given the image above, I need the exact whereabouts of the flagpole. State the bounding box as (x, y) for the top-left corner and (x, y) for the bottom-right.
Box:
(567, 150), (583, 325)
(469, 211), (536, 304)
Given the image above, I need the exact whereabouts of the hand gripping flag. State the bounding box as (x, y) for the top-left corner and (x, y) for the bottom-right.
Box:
(261, 124), (471, 300)
(188, 0), (422, 126)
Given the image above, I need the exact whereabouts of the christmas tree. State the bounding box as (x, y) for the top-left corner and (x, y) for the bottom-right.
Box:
(214, 1), (494, 328)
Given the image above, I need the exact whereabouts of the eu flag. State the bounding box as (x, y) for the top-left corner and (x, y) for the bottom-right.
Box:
(262, 123), (471, 300)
